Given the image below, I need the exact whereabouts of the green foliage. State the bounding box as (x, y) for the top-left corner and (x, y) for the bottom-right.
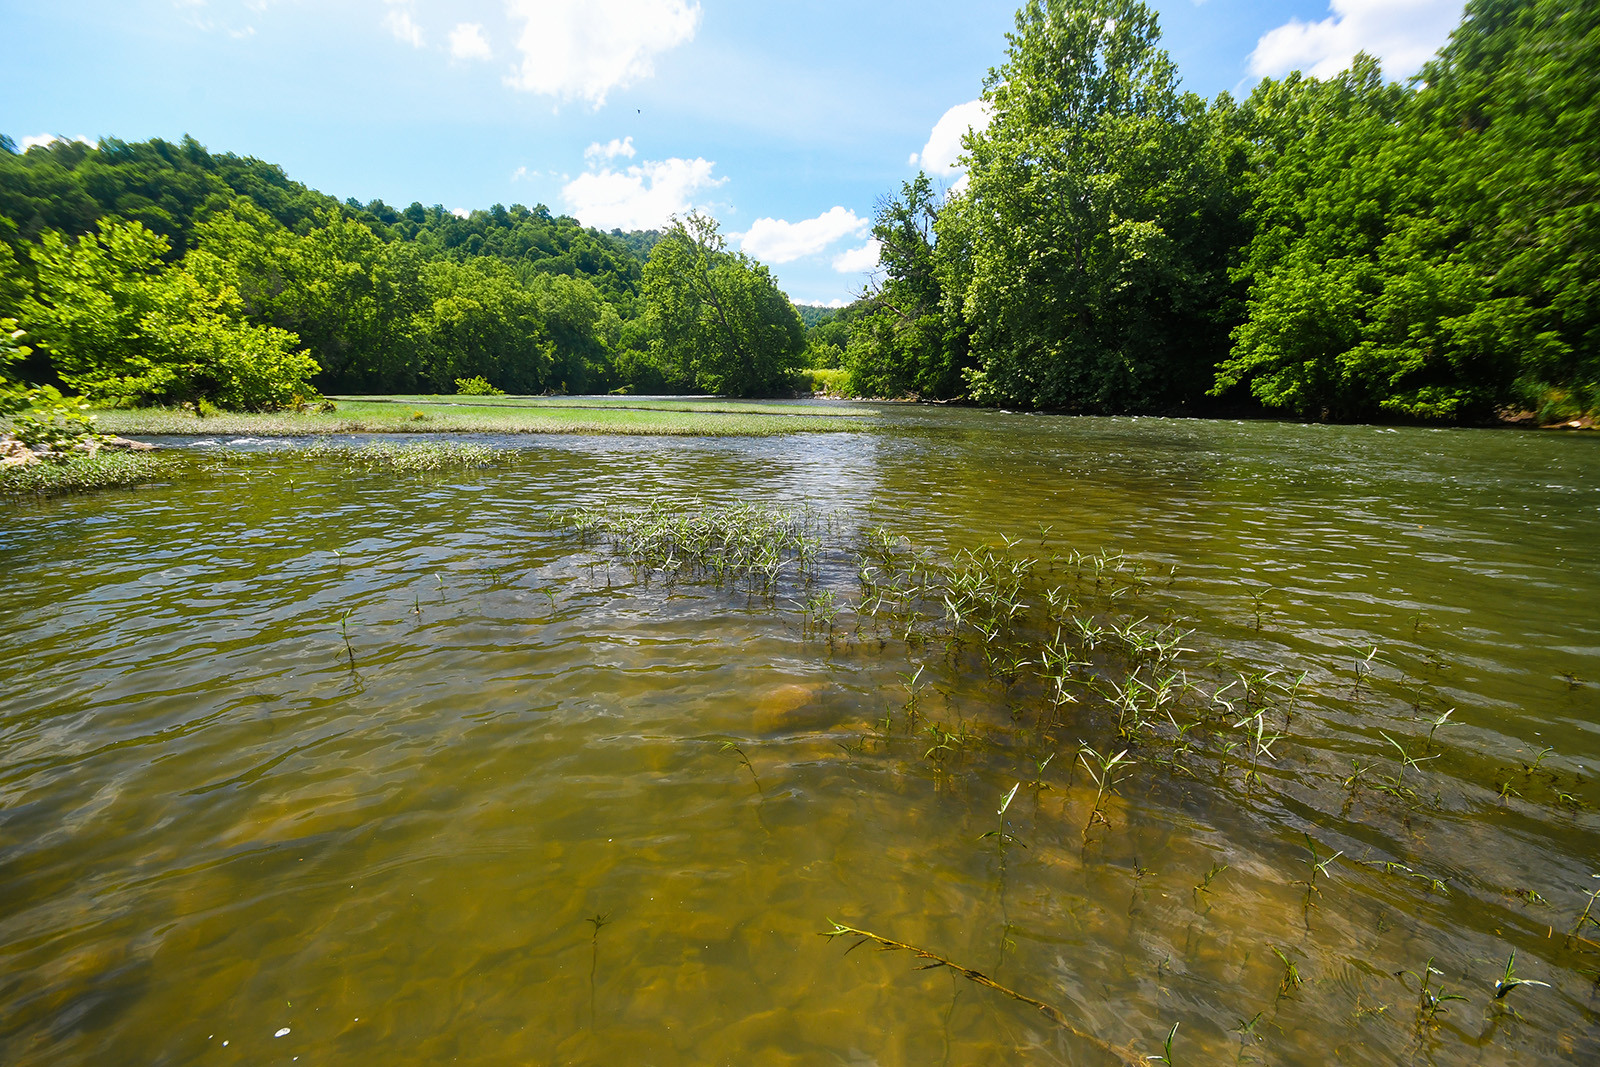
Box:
(643, 213), (806, 396)
(1213, 1), (1600, 421)
(955, 0), (1244, 412)
(454, 375), (505, 396)
(0, 138), (667, 397)
(0, 316), (30, 418)
(19, 218), (318, 409)
(7, 385), (99, 449)
(7, 5), (1595, 424)
(3, 317), (100, 449)
(793, 304), (839, 330)
(797, 367), (849, 396)
(844, 174), (969, 399)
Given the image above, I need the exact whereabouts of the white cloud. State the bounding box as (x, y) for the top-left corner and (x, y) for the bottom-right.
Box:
(919, 99), (992, 176)
(832, 239), (882, 274)
(736, 207), (869, 264)
(505, 0), (701, 106)
(511, 165), (537, 181)
(20, 134), (97, 151)
(562, 156), (724, 231)
(449, 22), (491, 61)
(451, 207), (471, 219)
(1250, 0), (1464, 80)
(584, 136), (637, 161)
(793, 298), (848, 309)
(383, 6), (424, 49)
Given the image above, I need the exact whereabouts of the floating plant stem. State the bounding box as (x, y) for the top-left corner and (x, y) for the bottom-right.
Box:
(1078, 745), (1133, 838)
(1294, 833), (1342, 909)
(338, 608), (355, 667)
(1569, 875), (1600, 943)
(720, 740), (762, 797)
(820, 921), (1143, 1066)
(1410, 956), (1468, 1030)
(980, 783), (1026, 870)
(1193, 862), (1228, 912)
(587, 911), (612, 1028)
(1249, 585), (1272, 631)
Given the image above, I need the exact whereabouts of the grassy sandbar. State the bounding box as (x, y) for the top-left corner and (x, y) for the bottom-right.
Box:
(94, 396), (871, 438)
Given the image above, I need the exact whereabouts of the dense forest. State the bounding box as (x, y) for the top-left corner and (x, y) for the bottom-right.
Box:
(2, 0), (1596, 423)
(843, 0), (1597, 423)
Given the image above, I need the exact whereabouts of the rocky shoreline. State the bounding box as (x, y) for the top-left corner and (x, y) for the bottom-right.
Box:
(1, 434), (156, 469)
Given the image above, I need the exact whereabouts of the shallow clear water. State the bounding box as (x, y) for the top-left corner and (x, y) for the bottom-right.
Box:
(2, 409), (1598, 1065)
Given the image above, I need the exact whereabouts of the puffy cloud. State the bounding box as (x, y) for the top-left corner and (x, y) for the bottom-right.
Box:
(449, 22), (491, 61)
(736, 207), (869, 264)
(584, 136), (637, 161)
(505, 0), (701, 106)
(832, 239), (882, 274)
(919, 99), (992, 176)
(1250, 0), (1464, 80)
(793, 298), (848, 309)
(383, 4), (424, 49)
(562, 156), (724, 231)
(451, 207), (471, 219)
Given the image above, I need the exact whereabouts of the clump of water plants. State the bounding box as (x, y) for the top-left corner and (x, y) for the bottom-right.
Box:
(552, 500), (827, 595)
(0, 449), (181, 498)
(301, 439), (515, 472)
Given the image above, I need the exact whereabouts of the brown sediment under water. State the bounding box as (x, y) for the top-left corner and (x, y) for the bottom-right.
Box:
(2, 406), (1598, 1065)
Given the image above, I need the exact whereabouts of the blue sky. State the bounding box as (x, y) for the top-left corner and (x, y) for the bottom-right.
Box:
(2, 0), (1467, 304)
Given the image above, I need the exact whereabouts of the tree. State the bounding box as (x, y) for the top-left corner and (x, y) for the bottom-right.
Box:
(842, 173), (970, 399)
(956, 0), (1243, 411)
(643, 213), (804, 396)
(19, 218), (317, 409)
(1214, 0), (1598, 423)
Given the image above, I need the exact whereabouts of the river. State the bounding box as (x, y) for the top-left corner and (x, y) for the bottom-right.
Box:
(2, 407), (1596, 1064)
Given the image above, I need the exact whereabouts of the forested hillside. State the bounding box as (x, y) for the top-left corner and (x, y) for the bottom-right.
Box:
(0, 135), (803, 404)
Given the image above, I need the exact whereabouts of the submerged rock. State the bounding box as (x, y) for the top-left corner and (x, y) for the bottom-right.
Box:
(750, 681), (833, 734)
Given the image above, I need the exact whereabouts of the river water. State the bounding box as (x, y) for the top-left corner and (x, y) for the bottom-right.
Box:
(2, 407), (1597, 1065)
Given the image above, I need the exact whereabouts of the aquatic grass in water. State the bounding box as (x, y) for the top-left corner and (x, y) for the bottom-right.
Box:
(299, 439), (515, 472)
(540, 499), (1600, 1061)
(0, 451), (182, 498)
(552, 500), (828, 594)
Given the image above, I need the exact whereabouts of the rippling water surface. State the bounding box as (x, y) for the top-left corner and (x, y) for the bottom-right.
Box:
(2, 408), (1598, 1065)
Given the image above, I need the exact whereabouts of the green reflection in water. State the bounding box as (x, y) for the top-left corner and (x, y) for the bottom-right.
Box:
(1, 411), (1597, 1065)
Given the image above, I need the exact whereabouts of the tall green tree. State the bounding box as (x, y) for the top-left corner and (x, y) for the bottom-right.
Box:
(19, 218), (317, 409)
(843, 173), (969, 399)
(1215, 0), (1599, 422)
(956, 0), (1243, 411)
(643, 213), (804, 396)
